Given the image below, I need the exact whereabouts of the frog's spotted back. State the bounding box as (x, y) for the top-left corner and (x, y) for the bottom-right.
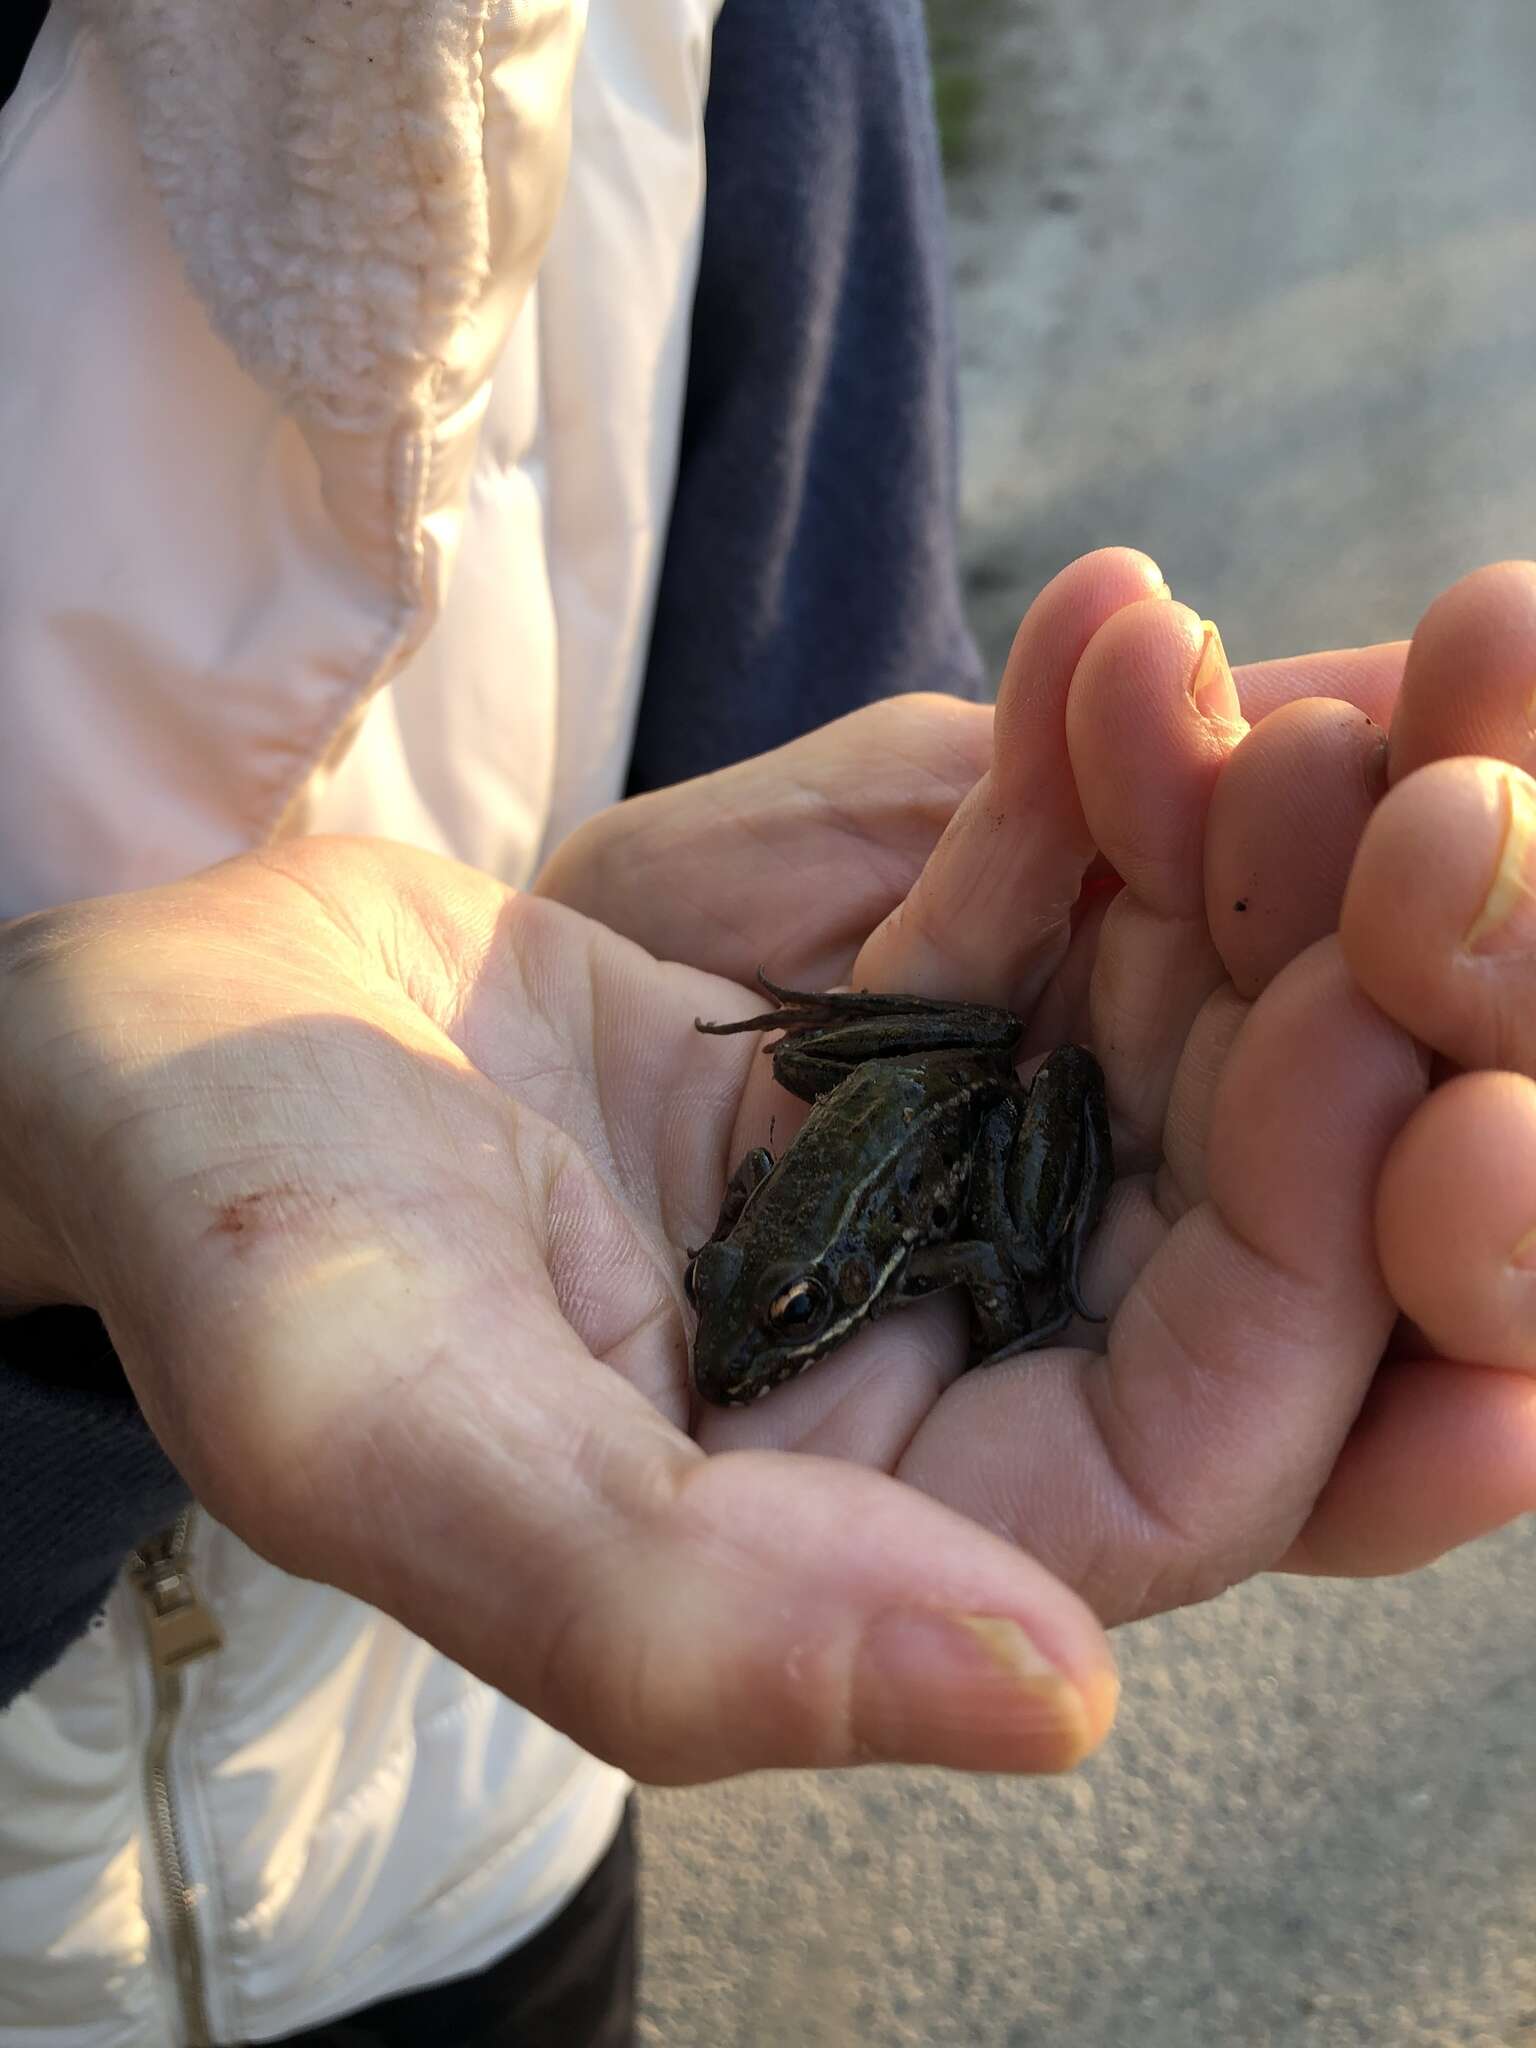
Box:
(687, 981), (1112, 1404)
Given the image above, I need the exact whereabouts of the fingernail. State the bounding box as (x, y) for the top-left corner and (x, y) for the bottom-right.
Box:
(1464, 770), (1536, 956)
(1188, 619), (1241, 727)
(1510, 1222), (1536, 1271)
(855, 1609), (1106, 1771)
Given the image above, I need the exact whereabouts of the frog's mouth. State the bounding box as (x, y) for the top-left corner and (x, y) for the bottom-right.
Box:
(717, 1351), (825, 1406)
(708, 1300), (896, 1406)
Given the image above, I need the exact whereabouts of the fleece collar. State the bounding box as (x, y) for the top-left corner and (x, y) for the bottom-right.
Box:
(84, 0), (508, 432)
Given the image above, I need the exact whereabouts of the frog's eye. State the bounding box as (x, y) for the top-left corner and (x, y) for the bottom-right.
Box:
(767, 1275), (829, 1333)
(682, 1254), (701, 1307)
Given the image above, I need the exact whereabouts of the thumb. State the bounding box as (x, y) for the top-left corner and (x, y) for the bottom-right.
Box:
(489, 1424), (1123, 1785)
(130, 1263), (1118, 1787)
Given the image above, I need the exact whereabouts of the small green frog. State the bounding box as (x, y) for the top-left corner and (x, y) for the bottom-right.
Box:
(686, 976), (1112, 1406)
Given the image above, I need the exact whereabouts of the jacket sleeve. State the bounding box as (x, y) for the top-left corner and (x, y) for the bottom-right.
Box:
(0, 1310), (189, 1708)
(626, 0), (985, 795)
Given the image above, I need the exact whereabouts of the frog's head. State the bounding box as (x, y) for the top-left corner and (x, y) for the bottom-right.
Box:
(686, 1240), (847, 1406)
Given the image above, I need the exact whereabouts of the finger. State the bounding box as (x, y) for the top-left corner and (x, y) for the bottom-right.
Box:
(1158, 984), (1249, 1214)
(1234, 641), (1407, 728)
(857, 547), (1168, 1004)
(894, 940), (1427, 1623)
(125, 1259), (1116, 1786)
(1388, 560), (1536, 782)
(1281, 1357), (1536, 1577)
(1067, 601), (1241, 1155)
(1376, 1072), (1536, 1370)
(1205, 697), (1388, 997)
(1341, 757), (1536, 1074)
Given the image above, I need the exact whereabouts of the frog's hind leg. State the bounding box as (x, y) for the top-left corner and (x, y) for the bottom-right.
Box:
(906, 1101), (1022, 1361)
(1053, 1052), (1114, 1323)
(945, 1055), (1113, 1362)
(696, 973), (1025, 1104)
(1005, 1046), (1113, 1323)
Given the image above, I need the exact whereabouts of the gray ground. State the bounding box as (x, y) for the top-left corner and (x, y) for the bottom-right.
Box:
(636, 5), (1536, 2042)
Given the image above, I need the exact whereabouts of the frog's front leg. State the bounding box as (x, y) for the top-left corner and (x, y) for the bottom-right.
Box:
(684, 1145), (774, 1277)
(904, 1238), (1067, 1360)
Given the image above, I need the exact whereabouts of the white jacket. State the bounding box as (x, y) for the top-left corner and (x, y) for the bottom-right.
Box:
(0, 0), (720, 2038)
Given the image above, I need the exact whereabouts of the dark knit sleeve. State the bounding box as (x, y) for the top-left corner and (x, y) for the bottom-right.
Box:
(0, 1310), (189, 1707)
(626, 0), (983, 795)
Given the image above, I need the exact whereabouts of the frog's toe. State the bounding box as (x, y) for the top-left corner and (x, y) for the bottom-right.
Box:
(970, 1298), (1075, 1368)
(1064, 1270), (1105, 1325)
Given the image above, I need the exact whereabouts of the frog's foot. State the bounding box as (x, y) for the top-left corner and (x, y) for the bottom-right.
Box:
(1059, 1216), (1107, 1325)
(907, 1236), (1099, 1368)
(753, 971), (1022, 1020)
(694, 969), (932, 1038)
(1063, 1271), (1106, 1325)
(969, 1298), (1076, 1369)
(696, 972), (1023, 1047)
(693, 977), (850, 1040)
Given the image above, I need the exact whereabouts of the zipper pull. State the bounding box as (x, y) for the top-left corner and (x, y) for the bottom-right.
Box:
(132, 1549), (224, 1672)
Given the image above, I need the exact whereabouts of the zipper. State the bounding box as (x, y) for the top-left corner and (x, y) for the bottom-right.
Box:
(130, 1509), (224, 2048)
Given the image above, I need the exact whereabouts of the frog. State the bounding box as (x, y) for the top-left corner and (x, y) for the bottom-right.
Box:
(684, 974), (1113, 1406)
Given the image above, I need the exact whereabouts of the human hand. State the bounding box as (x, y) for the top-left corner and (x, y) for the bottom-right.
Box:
(0, 840), (1117, 1784)
(538, 547), (1536, 1650)
(690, 549), (1469, 1625)
(538, 545), (1532, 1629)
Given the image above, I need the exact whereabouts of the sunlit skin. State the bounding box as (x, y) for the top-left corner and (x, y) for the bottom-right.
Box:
(4, 552), (1536, 1788)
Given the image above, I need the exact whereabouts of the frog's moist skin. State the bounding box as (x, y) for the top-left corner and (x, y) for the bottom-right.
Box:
(686, 978), (1113, 1407)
